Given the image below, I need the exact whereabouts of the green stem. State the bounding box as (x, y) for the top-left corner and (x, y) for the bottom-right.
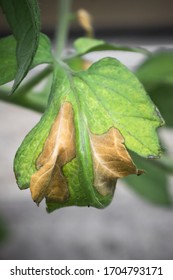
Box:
(0, 89), (46, 113)
(0, 66), (52, 112)
(55, 0), (72, 59)
(16, 65), (52, 95)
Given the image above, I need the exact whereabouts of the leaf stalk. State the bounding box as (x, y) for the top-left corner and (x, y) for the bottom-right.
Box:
(54, 0), (72, 60)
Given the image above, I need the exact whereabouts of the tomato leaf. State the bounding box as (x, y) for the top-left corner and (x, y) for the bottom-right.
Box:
(14, 58), (163, 211)
(136, 51), (173, 91)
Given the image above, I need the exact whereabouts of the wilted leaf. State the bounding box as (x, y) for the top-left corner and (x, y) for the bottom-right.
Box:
(14, 58), (163, 211)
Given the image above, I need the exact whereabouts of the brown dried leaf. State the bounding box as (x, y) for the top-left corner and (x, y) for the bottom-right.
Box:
(30, 102), (76, 205)
(89, 128), (143, 196)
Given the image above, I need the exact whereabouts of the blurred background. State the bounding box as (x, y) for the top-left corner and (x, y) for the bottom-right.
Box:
(0, 0), (173, 259)
(1, 0), (173, 38)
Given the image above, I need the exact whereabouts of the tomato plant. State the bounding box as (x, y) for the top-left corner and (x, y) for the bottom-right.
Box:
(0, 0), (172, 212)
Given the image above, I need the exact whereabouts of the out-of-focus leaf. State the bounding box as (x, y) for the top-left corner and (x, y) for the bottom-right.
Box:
(124, 153), (172, 206)
(0, 216), (8, 242)
(73, 37), (150, 56)
(136, 51), (173, 127)
(148, 84), (173, 127)
(0, 34), (53, 86)
(0, 0), (40, 92)
(136, 51), (173, 91)
(154, 155), (173, 174)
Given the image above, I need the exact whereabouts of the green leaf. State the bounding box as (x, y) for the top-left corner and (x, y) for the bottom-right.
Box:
(73, 37), (150, 56)
(0, 34), (53, 86)
(136, 51), (173, 91)
(124, 153), (172, 206)
(14, 58), (163, 211)
(0, 0), (40, 92)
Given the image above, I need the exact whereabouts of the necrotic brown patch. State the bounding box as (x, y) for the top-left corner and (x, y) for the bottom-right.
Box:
(89, 128), (143, 196)
(30, 102), (76, 205)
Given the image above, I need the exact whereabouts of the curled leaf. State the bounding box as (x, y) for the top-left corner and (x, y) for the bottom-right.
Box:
(14, 58), (163, 212)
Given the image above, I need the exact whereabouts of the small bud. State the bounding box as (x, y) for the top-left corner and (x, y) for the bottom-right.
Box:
(77, 9), (94, 38)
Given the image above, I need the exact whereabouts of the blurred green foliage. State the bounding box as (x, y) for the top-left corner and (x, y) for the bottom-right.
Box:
(0, 216), (8, 242)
